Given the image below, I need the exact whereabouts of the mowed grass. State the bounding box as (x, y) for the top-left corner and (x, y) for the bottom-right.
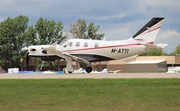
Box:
(0, 79), (180, 111)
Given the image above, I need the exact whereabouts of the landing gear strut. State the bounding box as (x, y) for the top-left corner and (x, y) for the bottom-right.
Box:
(65, 57), (74, 73)
(65, 56), (92, 73)
(86, 67), (92, 73)
(39, 61), (45, 71)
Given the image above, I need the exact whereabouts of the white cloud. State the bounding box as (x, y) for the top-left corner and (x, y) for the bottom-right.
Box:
(104, 27), (130, 40)
(156, 30), (180, 54)
(144, 0), (180, 11)
(100, 18), (152, 40)
(158, 30), (180, 40)
(0, 17), (4, 22)
(0, 0), (179, 54)
(79, 13), (127, 21)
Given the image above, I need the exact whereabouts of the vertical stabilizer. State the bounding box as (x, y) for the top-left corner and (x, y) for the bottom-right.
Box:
(133, 17), (164, 44)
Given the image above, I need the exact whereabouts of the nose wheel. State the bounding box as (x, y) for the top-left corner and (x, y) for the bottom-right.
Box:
(86, 67), (92, 73)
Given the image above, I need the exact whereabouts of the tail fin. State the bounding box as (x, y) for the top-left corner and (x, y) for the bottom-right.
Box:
(133, 17), (164, 44)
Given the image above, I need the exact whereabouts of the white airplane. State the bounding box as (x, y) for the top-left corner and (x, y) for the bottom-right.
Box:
(20, 17), (168, 73)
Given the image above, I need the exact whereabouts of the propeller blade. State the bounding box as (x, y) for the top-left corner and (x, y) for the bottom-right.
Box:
(20, 46), (28, 56)
(26, 53), (29, 66)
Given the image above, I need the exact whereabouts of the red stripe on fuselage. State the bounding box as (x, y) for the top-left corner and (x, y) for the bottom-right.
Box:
(62, 42), (153, 52)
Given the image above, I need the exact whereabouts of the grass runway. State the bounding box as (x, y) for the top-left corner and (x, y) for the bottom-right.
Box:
(0, 79), (180, 111)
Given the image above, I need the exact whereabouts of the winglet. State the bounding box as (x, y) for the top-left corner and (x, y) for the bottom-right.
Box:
(155, 43), (168, 49)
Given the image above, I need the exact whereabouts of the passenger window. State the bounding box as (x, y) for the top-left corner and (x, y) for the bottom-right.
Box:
(94, 43), (99, 48)
(76, 42), (80, 47)
(84, 42), (88, 47)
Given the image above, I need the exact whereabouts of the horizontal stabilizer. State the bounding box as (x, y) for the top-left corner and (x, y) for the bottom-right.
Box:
(140, 42), (168, 49)
(155, 43), (168, 48)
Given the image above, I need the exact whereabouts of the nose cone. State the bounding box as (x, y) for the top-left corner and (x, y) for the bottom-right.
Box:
(20, 47), (28, 56)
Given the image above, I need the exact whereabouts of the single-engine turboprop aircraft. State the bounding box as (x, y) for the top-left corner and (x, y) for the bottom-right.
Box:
(20, 17), (168, 73)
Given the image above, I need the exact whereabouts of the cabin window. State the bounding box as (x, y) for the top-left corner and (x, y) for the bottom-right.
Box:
(76, 42), (80, 47)
(84, 42), (88, 47)
(94, 43), (99, 48)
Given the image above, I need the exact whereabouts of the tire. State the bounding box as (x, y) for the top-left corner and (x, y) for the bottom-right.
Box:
(86, 67), (92, 73)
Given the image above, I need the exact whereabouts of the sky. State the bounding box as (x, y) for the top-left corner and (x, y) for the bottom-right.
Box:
(0, 0), (180, 54)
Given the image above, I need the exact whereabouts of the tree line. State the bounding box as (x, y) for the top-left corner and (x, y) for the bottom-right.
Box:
(0, 15), (179, 71)
(0, 15), (104, 71)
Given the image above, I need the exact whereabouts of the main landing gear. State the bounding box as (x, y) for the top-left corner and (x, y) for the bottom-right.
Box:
(67, 67), (92, 73)
(66, 57), (92, 73)
(65, 57), (74, 73)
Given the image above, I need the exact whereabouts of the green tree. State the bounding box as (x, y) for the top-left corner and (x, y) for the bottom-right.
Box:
(34, 18), (66, 45)
(23, 25), (37, 46)
(24, 18), (66, 46)
(70, 19), (104, 40)
(0, 16), (67, 71)
(170, 45), (180, 56)
(140, 49), (168, 56)
(0, 15), (29, 71)
(87, 22), (104, 40)
(70, 19), (87, 39)
(24, 18), (67, 71)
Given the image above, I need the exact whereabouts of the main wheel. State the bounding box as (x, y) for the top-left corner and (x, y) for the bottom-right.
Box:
(68, 71), (72, 73)
(39, 67), (44, 71)
(86, 67), (92, 73)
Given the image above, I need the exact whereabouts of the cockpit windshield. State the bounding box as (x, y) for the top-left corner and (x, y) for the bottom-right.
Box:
(58, 39), (68, 46)
(63, 42), (73, 48)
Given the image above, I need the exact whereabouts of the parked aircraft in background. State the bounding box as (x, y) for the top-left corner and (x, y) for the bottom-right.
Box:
(20, 17), (167, 73)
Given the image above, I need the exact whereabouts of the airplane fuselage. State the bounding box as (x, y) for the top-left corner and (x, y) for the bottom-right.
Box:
(28, 38), (150, 62)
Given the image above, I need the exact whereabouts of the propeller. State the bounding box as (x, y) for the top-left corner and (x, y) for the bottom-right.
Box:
(26, 52), (29, 66)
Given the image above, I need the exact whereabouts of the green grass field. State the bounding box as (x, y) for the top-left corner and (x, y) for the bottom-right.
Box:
(0, 79), (180, 111)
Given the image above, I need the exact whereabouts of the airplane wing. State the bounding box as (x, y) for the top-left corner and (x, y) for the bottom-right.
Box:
(43, 42), (90, 65)
(140, 42), (168, 49)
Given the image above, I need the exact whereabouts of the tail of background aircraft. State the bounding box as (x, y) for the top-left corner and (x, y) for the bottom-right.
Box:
(132, 17), (164, 44)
